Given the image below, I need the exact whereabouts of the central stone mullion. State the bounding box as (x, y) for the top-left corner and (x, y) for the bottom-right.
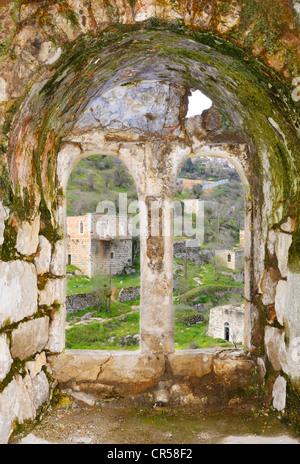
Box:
(139, 193), (174, 354)
(119, 140), (191, 354)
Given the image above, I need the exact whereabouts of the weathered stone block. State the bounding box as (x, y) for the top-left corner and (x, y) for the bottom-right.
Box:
(48, 350), (165, 385)
(34, 235), (52, 275)
(275, 232), (292, 278)
(261, 268), (281, 306)
(0, 375), (35, 444)
(213, 359), (256, 384)
(0, 334), (13, 382)
(38, 278), (66, 306)
(265, 326), (287, 372)
(32, 371), (49, 410)
(168, 350), (213, 378)
(16, 216), (40, 256)
(275, 280), (287, 326)
(11, 317), (49, 361)
(0, 261), (38, 328)
(272, 375), (287, 412)
(26, 352), (47, 379)
(46, 306), (66, 354)
(50, 240), (66, 276)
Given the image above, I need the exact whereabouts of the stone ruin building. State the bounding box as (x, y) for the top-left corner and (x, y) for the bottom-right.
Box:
(0, 0), (300, 443)
(215, 248), (244, 271)
(208, 304), (245, 344)
(67, 213), (133, 277)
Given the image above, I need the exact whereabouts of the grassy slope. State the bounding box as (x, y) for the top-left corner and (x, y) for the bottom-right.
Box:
(66, 260), (244, 350)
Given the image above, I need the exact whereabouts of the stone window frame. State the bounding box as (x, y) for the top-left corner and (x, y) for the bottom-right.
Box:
(53, 142), (252, 357)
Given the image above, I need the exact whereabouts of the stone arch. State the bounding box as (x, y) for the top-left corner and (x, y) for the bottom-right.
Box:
(0, 3), (299, 440)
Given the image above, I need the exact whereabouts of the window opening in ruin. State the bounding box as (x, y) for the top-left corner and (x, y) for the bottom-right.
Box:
(79, 221), (84, 234)
(186, 90), (212, 118)
(65, 155), (140, 351)
(224, 322), (230, 342)
(174, 156), (245, 350)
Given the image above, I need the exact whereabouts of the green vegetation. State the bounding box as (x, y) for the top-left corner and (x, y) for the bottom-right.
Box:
(67, 155), (137, 217)
(176, 158), (245, 249)
(65, 156), (245, 351)
(66, 309), (140, 351)
(67, 265), (140, 296)
(65, 258), (244, 351)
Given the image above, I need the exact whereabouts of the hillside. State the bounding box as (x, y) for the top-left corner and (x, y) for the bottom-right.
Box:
(66, 155), (244, 249)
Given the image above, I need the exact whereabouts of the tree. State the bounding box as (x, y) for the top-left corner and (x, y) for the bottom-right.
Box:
(91, 271), (112, 313)
(212, 255), (227, 282)
(113, 164), (131, 188)
(192, 184), (203, 199)
(87, 171), (96, 190)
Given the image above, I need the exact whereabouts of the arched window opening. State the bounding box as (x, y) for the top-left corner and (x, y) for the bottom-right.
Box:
(174, 155), (246, 350)
(65, 155), (140, 351)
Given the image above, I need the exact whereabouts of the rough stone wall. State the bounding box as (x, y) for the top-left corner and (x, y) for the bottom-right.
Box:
(174, 241), (215, 264)
(215, 249), (236, 270)
(90, 238), (132, 277)
(118, 286), (140, 303)
(67, 237), (92, 277)
(0, 0), (299, 442)
(66, 292), (102, 314)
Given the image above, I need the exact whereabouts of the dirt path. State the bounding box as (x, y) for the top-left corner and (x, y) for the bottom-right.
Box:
(111, 287), (118, 302)
(66, 308), (138, 329)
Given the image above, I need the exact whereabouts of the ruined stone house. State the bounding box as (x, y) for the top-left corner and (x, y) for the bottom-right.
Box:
(0, 0), (300, 443)
(208, 304), (245, 344)
(67, 213), (132, 278)
(215, 248), (245, 271)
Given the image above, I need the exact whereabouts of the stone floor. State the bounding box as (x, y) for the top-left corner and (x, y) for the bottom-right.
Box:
(13, 397), (300, 445)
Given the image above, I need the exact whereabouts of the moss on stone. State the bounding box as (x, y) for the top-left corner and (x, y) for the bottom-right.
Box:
(0, 358), (27, 395)
(286, 377), (300, 433)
